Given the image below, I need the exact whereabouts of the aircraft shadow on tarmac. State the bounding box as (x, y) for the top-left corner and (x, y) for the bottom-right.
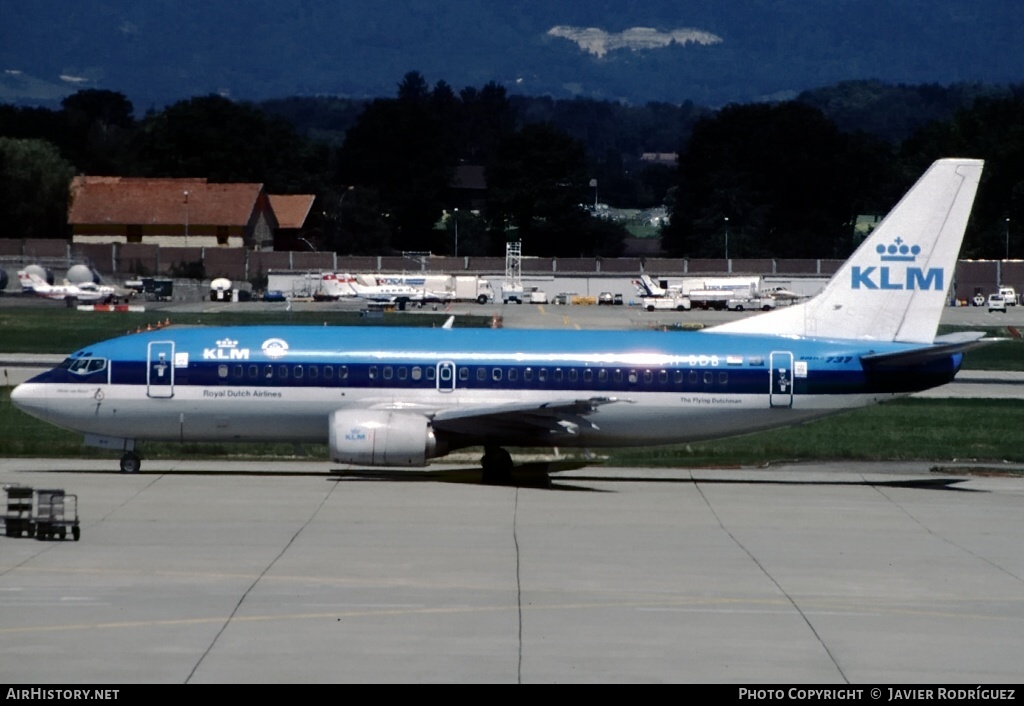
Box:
(28, 462), (980, 492)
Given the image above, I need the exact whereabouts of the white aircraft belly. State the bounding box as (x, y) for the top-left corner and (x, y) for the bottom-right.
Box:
(22, 382), (886, 447)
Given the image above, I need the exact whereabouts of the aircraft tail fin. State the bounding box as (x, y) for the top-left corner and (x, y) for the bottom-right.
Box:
(632, 274), (663, 297)
(706, 158), (984, 343)
(18, 270), (45, 292)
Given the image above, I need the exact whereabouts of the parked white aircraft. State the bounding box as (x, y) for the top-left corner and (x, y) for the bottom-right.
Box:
(18, 271), (131, 305)
(12, 159), (988, 481)
(348, 275), (452, 305)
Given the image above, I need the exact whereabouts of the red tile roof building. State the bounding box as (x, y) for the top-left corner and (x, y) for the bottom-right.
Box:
(68, 177), (313, 251)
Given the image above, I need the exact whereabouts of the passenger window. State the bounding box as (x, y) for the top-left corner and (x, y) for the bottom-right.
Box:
(324, 366), (334, 380)
(294, 365), (304, 379)
(628, 370), (638, 384)
(340, 366), (348, 380)
(398, 367), (408, 380)
(218, 365), (228, 379)
(524, 368), (533, 382)
(538, 369), (548, 383)
(689, 371), (698, 384)
(234, 365), (244, 378)
(659, 370), (668, 384)
(383, 366), (392, 380)
(278, 365), (289, 379)
(264, 365), (273, 379)
(411, 366), (422, 381)
(508, 368), (517, 381)
(674, 370), (683, 384)
(614, 370), (623, 383)
(583, 369), (592, 382)
(554, 369), (563, 382)
(459, 367), (469, 381)
(248, 365), (258, 378)
(367, 366), (376, 380)
(492, 368), (502, 382)
(309, 366), (319, 379)
(703, 371), (713, 385)
(425, 367), (435, 381)
(643, 370), (653, 384)
(719, 372), (728, 385)
(476, 367), (487, 381)
(598, 369), (608, 383)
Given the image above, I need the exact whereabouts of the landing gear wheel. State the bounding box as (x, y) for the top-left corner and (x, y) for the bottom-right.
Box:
(72, 526), (80, 541)
(481, 447), (513, 484)
(120, 452), (141, 474)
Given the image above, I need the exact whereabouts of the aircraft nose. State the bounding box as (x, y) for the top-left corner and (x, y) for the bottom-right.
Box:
(10, 383), (47, 418)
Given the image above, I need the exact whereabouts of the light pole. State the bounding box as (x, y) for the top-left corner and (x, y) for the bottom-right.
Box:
(724, 216), (729, 261)
(1006, 218), (1010, 260)
(183, 190), (189, 248)
(335, 185), (354, 250)
(453, 208), (459, 258)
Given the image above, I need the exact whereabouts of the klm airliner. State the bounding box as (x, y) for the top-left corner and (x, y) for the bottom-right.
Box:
(11, 159), (987, 480)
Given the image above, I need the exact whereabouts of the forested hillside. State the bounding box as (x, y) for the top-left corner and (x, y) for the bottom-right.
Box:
(2, 77), (1023, 259)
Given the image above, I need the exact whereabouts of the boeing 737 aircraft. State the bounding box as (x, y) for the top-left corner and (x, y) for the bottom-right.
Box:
(12, 159), (987, 480)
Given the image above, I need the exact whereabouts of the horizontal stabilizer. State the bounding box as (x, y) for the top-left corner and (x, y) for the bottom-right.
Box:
(861, 331), (995, 368)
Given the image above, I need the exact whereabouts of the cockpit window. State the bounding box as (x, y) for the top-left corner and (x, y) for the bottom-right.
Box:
(67, 358), (107, 375)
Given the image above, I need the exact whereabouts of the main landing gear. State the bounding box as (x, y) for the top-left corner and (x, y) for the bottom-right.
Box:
(120, 451), (141, 473)
(481, 446), (513, 484)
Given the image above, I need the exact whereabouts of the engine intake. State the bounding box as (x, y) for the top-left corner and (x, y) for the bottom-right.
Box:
(329, 410), (438, 467)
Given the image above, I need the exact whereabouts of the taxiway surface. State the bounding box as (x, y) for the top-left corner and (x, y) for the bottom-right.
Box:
(1, 458), (1022, 684)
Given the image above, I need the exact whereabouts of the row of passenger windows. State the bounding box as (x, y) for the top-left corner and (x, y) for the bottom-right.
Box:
(215, 363), (731, 386)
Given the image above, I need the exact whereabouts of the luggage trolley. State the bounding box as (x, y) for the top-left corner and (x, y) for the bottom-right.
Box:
(3, 484), (35, 538)
(34, 489), (80, 541)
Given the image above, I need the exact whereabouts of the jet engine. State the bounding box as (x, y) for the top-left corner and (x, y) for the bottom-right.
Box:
(329, 410), (439, 467)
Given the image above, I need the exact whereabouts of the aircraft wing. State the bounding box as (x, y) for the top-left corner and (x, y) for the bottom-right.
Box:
(861, 331), (997, 369)
(431, 397), (624, 438)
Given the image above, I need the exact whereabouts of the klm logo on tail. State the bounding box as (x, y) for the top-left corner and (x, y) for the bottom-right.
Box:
(851, 238), (944, 291)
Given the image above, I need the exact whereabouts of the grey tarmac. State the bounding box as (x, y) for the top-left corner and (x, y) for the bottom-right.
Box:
(1, 458), (1022, 684)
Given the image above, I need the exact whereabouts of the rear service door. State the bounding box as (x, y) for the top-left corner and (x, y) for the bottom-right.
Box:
(769, 351), (793, 408)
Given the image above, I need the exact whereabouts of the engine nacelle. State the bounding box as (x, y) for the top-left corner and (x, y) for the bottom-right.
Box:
(329, 410), (437, 467)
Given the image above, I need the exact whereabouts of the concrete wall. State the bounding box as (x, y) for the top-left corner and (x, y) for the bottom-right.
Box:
(1, 238), (1022, 300)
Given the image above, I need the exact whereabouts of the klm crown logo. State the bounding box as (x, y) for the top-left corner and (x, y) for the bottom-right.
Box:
(878, 238), (922, 262)
(852, 237), (943, 291)
(216, 338), (238, 348)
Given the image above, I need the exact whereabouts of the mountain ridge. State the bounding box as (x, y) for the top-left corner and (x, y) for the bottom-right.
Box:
(2, 1), (1022, 109)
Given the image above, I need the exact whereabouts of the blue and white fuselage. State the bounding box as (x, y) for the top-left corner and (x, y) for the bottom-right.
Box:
(13, 325), (961, 441)
(10, 159), (989, 475)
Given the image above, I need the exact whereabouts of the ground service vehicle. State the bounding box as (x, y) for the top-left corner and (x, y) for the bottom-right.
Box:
(726, 297), (777, 312)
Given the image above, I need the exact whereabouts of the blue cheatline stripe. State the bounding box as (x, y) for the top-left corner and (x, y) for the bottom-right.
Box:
(30, 324), (960, 396)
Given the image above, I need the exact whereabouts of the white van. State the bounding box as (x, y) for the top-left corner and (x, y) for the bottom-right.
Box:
(998, 286), (1017, 305)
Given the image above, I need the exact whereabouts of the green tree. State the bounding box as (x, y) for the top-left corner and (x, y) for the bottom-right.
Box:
(0, 138), (75, 240)
(663, 102), (893, 259)
(337, 72), (454, 252)
(900, 92), (1024, 258)
(60, 90), (138, 175)
(486, 123), (599, 256)
(136, 95), (329, 193)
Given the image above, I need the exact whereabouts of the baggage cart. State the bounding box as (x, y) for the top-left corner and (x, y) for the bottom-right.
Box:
(34, 489), (80, 541)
